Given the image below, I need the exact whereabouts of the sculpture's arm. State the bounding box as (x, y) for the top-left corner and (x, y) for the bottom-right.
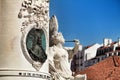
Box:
(67, 39), (80, 61)
(72, 39), (80, 54)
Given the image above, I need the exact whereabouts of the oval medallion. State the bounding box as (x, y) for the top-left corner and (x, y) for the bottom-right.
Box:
(26, 28), (47, 63)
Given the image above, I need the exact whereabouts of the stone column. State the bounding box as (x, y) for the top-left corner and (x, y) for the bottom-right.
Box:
(0, 0), (50, 80)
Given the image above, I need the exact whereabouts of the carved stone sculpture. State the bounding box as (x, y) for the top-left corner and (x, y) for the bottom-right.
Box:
(18, 0), (49, 71)
(18, 0), (49, 30)
(49, 15), (86, 80)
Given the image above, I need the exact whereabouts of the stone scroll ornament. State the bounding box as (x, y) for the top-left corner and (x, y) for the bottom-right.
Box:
(18, 0), (49, 71)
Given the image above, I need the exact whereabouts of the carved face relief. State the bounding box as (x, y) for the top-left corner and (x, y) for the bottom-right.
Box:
(26, 28), (47, 63)
(56, 32), (65, 44)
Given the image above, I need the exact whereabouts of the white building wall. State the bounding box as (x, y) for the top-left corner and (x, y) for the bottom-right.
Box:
(84, 43), (102, 61)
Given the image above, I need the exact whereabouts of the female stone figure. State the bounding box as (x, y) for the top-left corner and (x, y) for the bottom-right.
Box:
(49, 15), (80, 80)
(49, 32), (80, 80)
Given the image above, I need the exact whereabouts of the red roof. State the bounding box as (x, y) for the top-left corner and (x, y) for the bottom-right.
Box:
(77, 56), (120, 80)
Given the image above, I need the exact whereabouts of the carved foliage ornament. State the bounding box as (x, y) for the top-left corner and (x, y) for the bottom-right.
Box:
(18, 0), (49, 31)
(18, 0), (49, 71)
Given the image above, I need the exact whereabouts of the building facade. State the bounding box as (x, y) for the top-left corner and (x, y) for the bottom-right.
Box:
(71, 38), (120, 73)
(84, 38), (120, 68)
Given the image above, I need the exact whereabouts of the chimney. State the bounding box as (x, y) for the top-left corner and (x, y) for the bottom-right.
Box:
(108, 39), (112, 46)
(103, 38), (108, 46)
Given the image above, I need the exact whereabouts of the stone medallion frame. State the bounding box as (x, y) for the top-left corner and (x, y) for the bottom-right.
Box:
(21, 25), (48, 71)
(18, 0), (49, 71)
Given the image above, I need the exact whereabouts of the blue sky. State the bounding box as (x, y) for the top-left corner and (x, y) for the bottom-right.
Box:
(50, 0), (120, 46)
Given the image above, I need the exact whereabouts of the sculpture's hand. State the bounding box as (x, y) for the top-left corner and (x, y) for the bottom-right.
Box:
(73, 39), (80, 45)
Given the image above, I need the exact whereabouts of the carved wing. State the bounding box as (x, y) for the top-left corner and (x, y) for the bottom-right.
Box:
(49, 15), (59, 47)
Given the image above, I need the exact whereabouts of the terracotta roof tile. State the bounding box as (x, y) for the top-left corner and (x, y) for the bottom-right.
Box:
(77, 56), (120, 80)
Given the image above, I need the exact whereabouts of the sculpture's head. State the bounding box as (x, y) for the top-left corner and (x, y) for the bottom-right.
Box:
(52, 32), (65, 45)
